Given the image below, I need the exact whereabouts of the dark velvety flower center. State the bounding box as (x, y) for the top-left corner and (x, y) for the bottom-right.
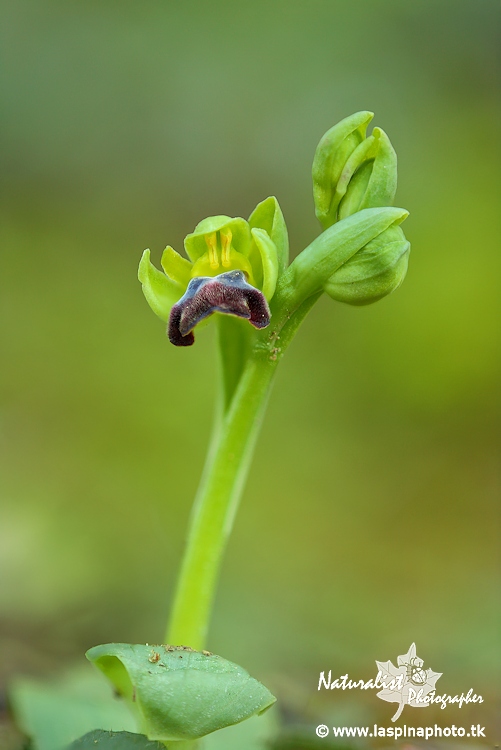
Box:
(168, 271), (271, 346)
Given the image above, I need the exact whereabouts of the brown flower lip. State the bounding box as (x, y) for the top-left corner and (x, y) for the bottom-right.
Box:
(168, 270), (271, 347)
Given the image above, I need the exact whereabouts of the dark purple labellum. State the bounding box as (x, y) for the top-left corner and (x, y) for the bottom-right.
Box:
(168, 270), (271, 347)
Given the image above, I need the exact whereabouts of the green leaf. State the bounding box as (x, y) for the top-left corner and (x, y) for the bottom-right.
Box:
(86, 643), (276, 743)
(66, 730), (165, 749)
(138, 249), (183, 322)
(284, 207), (409, 306)
(248, 196), (289, 274)
(9, 665), (138, 750)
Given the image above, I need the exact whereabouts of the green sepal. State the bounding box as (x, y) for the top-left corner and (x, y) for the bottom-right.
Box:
(335, 128), (398, 221)
(312, 111), (374, 230)
(284, 207), (409, 306)
(330, 134), (378, 221)
(337, 158), (374, 221)
(184, 216), (251, 262)
(324, 224), (410, 305)
(345, 126), (397, 218)
(138, 250), (183, 322)
(160, 245), (192, 287)
(251, 228), (279, 300)
(248, 196), (289, 274)
(361, 127), (397, 209)
(86, 643), (276, 743)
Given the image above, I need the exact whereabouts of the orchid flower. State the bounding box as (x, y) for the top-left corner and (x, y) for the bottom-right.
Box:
(138, 198), (288, 346)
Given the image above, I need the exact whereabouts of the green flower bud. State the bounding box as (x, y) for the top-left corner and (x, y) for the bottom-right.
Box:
(324, 223), (410, 305)
(284, 206), (408, 306)
(86, 643), (276, 743)
(312, 111), (374, 229)
(313, 113), (398, 229)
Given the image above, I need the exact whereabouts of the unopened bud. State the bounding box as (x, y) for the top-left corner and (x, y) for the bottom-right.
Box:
(312, 111), (374, 229)
(285, 207), (408, 306)
(313, 113), (398, 229)
(324, 224), (410, 305)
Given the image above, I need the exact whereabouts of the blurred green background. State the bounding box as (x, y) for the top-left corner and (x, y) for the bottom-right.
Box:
(1, 0), (500, 742)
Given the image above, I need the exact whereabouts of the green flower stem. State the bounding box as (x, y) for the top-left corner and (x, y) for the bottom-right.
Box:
(166, 348), (277, 649)
(166, 295), (319, 649)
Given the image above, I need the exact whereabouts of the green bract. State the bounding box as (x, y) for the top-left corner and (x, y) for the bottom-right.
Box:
(138, 197), (288, 324)
(312, 111), (398, 230)
(86, 644), (276, 743)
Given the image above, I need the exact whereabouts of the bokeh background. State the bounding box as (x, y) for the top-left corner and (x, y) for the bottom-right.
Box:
(1, 0), (500, 744)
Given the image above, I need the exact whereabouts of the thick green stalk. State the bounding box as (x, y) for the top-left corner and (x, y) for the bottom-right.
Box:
(166, 349), (278, 648)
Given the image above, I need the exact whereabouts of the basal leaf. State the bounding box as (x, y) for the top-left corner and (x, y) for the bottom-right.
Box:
(66, 729), (165, 749)
(86, 643), (276, 743)
(9, 664), (138, 750)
